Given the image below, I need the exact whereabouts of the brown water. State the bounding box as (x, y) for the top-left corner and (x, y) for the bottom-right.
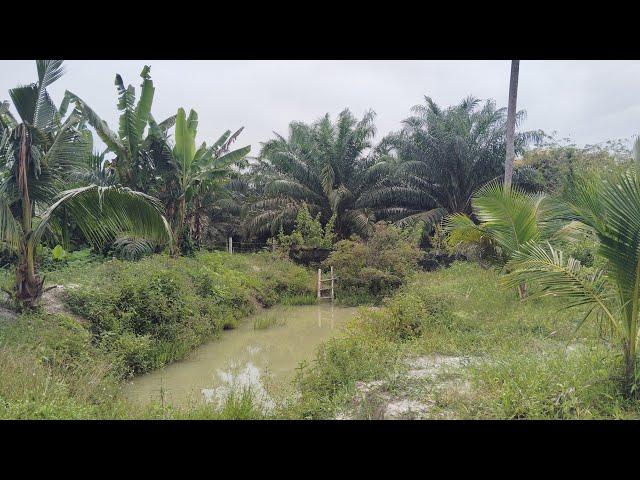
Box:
(123, 304), (356, 409)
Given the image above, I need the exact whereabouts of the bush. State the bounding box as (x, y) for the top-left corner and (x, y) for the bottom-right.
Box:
(63, 251), (313, 376)
(322, 222), (423, 304)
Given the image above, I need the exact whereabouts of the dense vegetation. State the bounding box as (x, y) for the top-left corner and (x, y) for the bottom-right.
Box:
(1, 59), (639, 419)
(291, 263), (638, 419)
(0, 251), (313, 418)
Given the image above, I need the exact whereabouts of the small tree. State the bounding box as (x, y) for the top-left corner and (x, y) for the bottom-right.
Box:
(506, 151), (640, 394)
(0, 60), (172, 308)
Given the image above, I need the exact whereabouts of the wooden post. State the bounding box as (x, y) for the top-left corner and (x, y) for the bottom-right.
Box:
(317, 269), (322, 299)
(228, 236), (233, 254)
(330, 266), (334, 301)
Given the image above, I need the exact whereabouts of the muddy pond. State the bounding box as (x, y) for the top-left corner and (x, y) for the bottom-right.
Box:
(124, 304), (357, 409)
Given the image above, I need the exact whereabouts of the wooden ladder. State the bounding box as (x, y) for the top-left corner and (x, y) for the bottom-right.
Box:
(317, 266), (336, 301)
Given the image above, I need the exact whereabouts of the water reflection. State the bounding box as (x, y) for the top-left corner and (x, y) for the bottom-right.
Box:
(125, 304), (356, 408)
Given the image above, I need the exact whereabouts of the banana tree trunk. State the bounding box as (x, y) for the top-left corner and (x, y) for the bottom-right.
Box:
(171, 195), (186, 256)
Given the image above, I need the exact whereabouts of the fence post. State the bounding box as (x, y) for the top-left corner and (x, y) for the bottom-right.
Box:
(228, 237), (233, 254)
(317, 269), (322, 299)
(330, 266), (334, 301)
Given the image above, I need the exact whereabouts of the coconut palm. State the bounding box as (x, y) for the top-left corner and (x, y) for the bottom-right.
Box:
(247, 109), (386, 239)
(444, 180), (567, 297)
(505, 146), (640, 393)
(0, 60), (171, 308)
(376, 96), (541, 230)
(147, 107), (250, 251)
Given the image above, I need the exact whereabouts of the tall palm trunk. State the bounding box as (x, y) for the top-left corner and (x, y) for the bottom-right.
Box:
(15, 125), (43, 308)
(503, 60), (520, 191)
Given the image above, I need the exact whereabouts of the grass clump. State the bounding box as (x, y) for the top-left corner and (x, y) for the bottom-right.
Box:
(253, 310), (289, 330)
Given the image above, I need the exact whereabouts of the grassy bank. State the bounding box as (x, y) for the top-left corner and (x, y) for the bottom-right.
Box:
(0, 251), (314, 419)
(3, 255), (637, 419)
(288, 262), (640, 419)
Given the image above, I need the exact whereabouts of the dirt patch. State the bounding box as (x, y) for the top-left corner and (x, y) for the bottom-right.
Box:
(336, 354), (479, 420)
(41, 284), (87, 324)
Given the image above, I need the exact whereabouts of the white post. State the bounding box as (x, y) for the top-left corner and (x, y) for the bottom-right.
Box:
(228, 236), (233, 254)
(317, 269), (322, 299)
(330, 266), (334, 301)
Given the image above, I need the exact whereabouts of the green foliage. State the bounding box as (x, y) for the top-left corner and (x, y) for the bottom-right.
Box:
(62, 252), (313, 376)
(291, 262), (640, 419)
(0, 311), (125, 419)
(322, 222), (422, 304)
(0, 60), (172, 308)
(514, 137), (633, 194)
(253, 310), (288, 330)
(247, 109), (381, 238)
(51, 245), (68, 262)
(276, 203), (336, 250)
(372, 96), (542, 232)
(505, 163), (640, 391)
(444, 180), (565, 267)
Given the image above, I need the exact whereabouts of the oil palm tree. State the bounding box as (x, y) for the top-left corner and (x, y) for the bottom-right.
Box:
(377, 96), (541, 231)
(247, 109), (385, 239)
(505, 146), (640, 393)
(0, 60), (171, 308)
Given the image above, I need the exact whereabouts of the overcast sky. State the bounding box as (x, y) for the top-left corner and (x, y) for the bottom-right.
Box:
(1, 60), (639, 154)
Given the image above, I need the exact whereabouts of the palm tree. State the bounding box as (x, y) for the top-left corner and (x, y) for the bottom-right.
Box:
(377, 96), (540, 231)
(0, 60), (171, 308)
(504, 60), (520, 190)
(444, 180), (568, 297)
(247, 109), (385, 239)
(146, 107), (250, 251)
(505, 149), (640, 392)
(63, 65), (176, 191)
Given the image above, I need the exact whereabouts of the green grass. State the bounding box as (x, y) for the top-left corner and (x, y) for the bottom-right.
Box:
(254, 310), (289, 330)
(286, 262), (640, 419)
(2, 256), (637, 419)
(0, 250), (314, 419)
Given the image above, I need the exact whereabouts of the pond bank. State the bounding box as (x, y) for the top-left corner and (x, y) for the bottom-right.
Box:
(124, 304), (357, 410)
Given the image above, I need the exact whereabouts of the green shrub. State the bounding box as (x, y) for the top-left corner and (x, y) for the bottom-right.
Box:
(276, 203), (336, 251)
(323, 222), (423, 304)
(63, 251), (313, 376)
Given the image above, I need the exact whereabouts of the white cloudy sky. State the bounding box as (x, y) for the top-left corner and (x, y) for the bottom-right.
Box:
(1, 60), (639, 154)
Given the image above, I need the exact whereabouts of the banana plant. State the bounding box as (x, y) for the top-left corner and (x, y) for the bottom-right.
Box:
(152, 107), (250, 252)
(63, 65), (176, 190)
(0, 60), (172, 308)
